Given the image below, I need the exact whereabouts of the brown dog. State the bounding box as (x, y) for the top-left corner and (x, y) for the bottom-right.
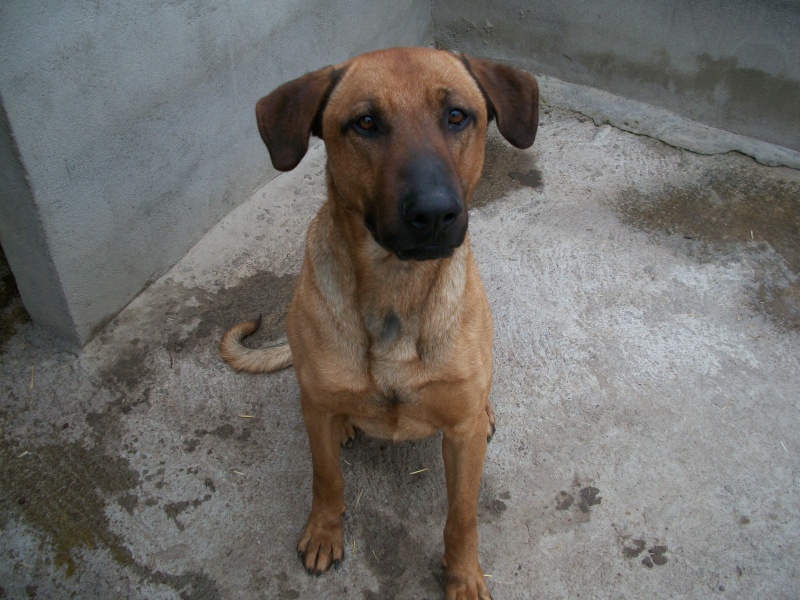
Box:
(220, 47), (538, 599)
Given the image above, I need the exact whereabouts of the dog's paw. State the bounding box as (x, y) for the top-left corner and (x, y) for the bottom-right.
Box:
(297, 514), (344, 576)
(443, 565), (492, 600)
(339, 419), (357, 447)
(485, 403), (496, 443)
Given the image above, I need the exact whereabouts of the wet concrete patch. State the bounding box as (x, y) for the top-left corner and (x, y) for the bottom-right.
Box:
(550, 479), (603, 527)
(645, 545), (668, 567)
(193, 422), (253, 445)
(273, 571), (301, 599)
(162, 271), (296, 355)
(360, 507), (440, 600)
(622, 538), (647, 559)
(555, 491), (574, 511)
(577, 486), (602, 513)
(620, 535), (669, 569)
(0, 437), (222, 598)
(509, 168), (544, 190)
(362, 510), (411, 580)
(85, 389), (154, 442)
(98, 341), (153, 393)
(164, 496), (212, 532)
(98, 270), (295, 392)
(118, 493), (139, 516)
(613, 161), (800, 329)
(136, 567), (221, 600)
(0, 438), (139, 576)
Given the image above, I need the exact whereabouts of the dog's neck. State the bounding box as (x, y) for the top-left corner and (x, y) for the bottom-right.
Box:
(313, 198), (469, 356)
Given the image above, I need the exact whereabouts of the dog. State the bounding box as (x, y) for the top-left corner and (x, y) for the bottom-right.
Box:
(220, 47), (538, 599)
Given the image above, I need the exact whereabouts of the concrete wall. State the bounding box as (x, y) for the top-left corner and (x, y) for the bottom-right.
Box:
(0, 0), (430, 347)
(432, 0), (800, 152)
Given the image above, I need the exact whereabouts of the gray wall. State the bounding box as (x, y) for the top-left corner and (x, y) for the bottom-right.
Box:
(432, 0), (800, 152)
(0, 0), (430, 347)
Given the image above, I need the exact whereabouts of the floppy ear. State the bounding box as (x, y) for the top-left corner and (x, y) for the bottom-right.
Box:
(256, 65), (341, 171)
(460, 55), (539, 149)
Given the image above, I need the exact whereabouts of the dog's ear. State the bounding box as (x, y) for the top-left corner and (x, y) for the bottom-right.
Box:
(256, 66), (341, 171)
(460, 55), (539, 149)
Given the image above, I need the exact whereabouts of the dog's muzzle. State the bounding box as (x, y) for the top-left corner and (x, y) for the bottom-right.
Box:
(368, 154), (468, 261)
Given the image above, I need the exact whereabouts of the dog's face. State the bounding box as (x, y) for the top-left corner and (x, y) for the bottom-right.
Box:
(320, 49), (489, 260)
(256, 47), (539, 261)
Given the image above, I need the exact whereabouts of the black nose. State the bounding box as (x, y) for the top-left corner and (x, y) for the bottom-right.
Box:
(399, 154), (463, 239)
(401, 192), (462, 236)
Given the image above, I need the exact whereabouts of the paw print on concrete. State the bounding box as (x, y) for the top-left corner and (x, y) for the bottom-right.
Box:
(622, 539), (668, 568)
(554, 486), (602, 513)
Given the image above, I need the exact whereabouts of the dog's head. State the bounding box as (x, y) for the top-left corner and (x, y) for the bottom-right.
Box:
(256, 47), (538, 261)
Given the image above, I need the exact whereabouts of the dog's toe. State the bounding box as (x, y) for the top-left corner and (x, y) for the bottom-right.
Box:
(339, 420), (357, 447)
(297, 513), (345, 576)
(443, 566), (493, 600)
(485, 403), (496, 442)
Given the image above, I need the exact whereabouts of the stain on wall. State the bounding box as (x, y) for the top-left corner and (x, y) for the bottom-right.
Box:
(432, 0), (800, 151)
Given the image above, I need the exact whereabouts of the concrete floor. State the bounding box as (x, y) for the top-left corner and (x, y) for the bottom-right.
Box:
(1, 94), (799, 599)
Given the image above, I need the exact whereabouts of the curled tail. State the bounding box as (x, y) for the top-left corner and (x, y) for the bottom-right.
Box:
(219, 316), (293, 373)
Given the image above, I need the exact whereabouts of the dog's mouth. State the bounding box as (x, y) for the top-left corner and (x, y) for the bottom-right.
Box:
(395, 246), (455, 261)
(364, 216), (461, 262)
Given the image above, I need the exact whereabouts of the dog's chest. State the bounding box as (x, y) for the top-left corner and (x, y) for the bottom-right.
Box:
(364, 311), (425, 400)
(355, 313), (441, 438)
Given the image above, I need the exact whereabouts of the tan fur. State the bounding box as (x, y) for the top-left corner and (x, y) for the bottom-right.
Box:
(218, 318), (293, 373)
(220, 47), (538, 600)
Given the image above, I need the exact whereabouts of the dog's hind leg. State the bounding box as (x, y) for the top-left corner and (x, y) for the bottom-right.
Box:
(339, 418), (357, 447)
(485, 402), (496, 443)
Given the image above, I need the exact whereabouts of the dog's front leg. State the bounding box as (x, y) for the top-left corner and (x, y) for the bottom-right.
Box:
(297, 398), (346, 576)
(441, 410), (492, 600)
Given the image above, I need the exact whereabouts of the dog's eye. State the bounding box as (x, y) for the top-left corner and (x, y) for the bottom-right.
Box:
(447, 109), (468, 129)
(355, 115), (377, 133)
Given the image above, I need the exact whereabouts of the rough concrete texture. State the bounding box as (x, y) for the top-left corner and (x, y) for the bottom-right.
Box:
(2, 105), (799, 598)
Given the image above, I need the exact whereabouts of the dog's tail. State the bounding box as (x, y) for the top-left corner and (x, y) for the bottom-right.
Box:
(219, 316), (293, 374)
